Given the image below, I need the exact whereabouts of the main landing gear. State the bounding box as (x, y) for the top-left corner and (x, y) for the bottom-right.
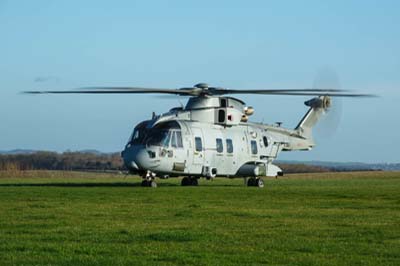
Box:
(246, 177), (264, 188)
(181, 176), (198, 186)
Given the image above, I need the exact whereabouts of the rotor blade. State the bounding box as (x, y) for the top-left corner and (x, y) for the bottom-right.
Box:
(268, 92), (376, 97)
(85, 87), (345, 93)
(217, 88), (345, 94)
(220, 90), (376, 97)
(23, 87), (199, 96)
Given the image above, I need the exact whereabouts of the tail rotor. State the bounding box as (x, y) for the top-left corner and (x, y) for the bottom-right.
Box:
(312, 68), (343, 139)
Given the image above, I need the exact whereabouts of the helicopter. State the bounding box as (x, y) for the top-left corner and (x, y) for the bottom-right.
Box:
(25, 82), (373, 188)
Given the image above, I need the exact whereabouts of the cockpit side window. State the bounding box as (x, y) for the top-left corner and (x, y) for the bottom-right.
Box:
(162, 132), (171, 147)
(176, 131), (183, 147)
(171, 132), (177, 148)
(171, 131), (183, 148)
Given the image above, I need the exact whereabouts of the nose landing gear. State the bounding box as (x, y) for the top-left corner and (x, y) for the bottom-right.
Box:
(141, 179), (157, 187)
(141, 170), (157, 188)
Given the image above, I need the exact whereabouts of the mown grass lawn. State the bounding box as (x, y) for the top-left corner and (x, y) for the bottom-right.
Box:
(0, 171), (399, 266)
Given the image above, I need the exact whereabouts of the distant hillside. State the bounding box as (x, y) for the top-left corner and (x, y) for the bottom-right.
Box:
(277, 160), (400, 171)
(0, 149), (105, 155)
(0, 149), (38, 155)
(0, 151), (123, 171)
(276, 163), (329, 174)
(0, 149), (398, 172)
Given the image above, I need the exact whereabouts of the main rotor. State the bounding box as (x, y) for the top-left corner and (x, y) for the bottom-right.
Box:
(24, 82), (375, 98)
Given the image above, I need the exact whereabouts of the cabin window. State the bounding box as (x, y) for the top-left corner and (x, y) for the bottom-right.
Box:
(216, 138), (223, 153)
(263, 136), (269, 147)
(195, 137), (202, 152)
(251, 140), (258, 155)
(226, 139), (233, 153)
(220, 98), (227, 107)
(218, 109), (226, 123)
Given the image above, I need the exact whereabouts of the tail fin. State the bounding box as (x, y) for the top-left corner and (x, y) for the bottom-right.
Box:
(295, 96), (331, 139)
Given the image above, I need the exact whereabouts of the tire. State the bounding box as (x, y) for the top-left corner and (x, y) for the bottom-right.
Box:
(190, 178), (198, 186)
(181, 177), (189, 186)
(256, 178), (264, 188)
(150, 181), (158, 188)
(247, 178), (255, 187)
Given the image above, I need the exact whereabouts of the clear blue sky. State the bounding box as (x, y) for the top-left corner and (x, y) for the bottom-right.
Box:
(0, 0), (399, 163)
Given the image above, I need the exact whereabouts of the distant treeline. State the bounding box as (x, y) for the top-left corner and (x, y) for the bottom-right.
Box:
(0, 151), (123, 171)
(0, 151), (335, 173)
(277, 163), (330, 174)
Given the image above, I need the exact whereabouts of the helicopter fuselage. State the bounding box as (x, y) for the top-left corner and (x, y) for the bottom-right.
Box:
(122, 96), (316, 179)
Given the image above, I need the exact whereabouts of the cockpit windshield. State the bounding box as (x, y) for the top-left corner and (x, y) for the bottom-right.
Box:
(145, 121), (183, 148)
(127, 121), (149, 145)
(127, 121), (183, 148)
(147, 130), (171, 147)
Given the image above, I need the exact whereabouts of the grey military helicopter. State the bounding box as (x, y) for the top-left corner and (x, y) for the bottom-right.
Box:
(25, 82), (373, 188)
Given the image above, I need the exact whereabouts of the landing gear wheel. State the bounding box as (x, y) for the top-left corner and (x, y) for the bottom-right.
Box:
(181, 177), (190, 186)
(247, 178), (264, 188)
(181, 177), (198, 186)
(141, 180), (157, 187)
(256, 178), (264, 188)
(247, 178), (256, 187)
(190, 178), (198, 186)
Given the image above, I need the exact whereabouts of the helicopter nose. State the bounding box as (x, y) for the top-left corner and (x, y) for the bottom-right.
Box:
(122, 145), (141, 171)
(133, 148), (160, 170)
(123, 145), (161, 171)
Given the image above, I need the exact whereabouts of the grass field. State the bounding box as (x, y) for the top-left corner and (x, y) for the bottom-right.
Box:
(0, 171), (399, 266)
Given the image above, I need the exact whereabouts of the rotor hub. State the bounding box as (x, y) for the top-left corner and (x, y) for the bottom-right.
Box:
(194, 83), (209, 89)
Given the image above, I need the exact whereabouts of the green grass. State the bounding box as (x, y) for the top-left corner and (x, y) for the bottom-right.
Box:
(0, 171), (399, 266)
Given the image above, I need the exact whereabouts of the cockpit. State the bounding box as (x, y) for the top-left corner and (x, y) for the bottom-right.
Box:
(146, 121), (183, 148)
(126, 121), (149, 147)
(127, 121), (183, 148)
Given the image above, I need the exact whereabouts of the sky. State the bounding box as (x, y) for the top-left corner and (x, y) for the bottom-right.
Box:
(0, 0), (399, 163)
